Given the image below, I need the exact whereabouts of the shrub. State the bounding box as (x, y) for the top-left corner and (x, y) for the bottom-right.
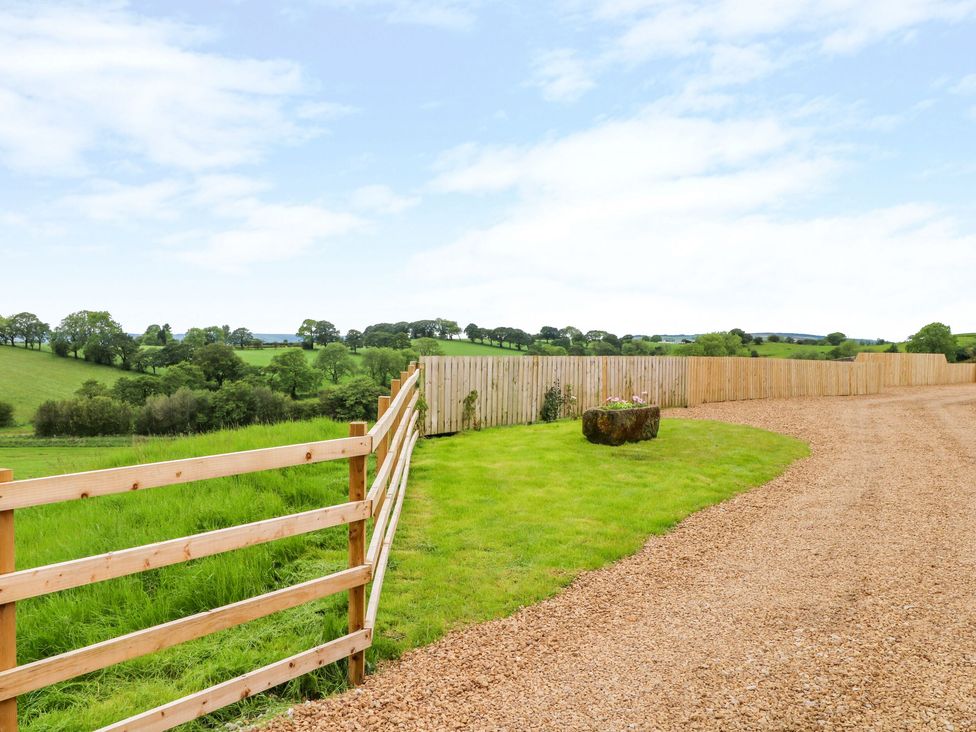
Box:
(160, 362), (208, 394)
(112, 375), (162, 405)
(35, 397), (133, 437)
(253, 385), (291, 424)
(211, 381), (258, 428)
(540, 381), (565, 423)
(288, 398), (326, 422)
(0, 401), (14, 428)
(76, 379), (110, 399)
(321, 376), (386, 421)
(136, 389), (212, 435)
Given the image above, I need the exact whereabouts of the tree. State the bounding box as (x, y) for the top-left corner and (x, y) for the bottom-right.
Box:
(10, 312), (49, 349)
(320, 376), (386, 421)
(182, 327), (209, 349)
(414, 337), (444, 356)
(112, 333), (142, 370)
(509, 329), (534, 351)
(886, 342), (899, 353)
(752, 336), (764, 346)
(193, 343), (246, 387)
(0, 316), (13, 346)
(160, 362), (207, 394)
(297, 319), (318, 348)
(76, 379), (110, 399)
(265, 349), (321, 398)
(489, 327), (510, 348)
(906, 322), (957, 361)
(767, 334), (781, 343)
(409, 320), (438, 339)
(464, 323), (481, 342)
(345, 329), (364, 353)
(435, 318), (461, 339)
(729, 328), (753, 345)
(829, 339), (860, 360)
(315, 342), (356, 384)
(649, 334), (663, 342)
(230, 327), (254, 349)
(361, 347), (406, 385)
(313, 320), (340, 347)
(680, 332), (743, 357)
(825, 332), (846, 346)
(538, 326), (560, 342)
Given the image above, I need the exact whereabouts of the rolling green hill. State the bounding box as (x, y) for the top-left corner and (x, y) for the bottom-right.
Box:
(0, 346), (124, 427)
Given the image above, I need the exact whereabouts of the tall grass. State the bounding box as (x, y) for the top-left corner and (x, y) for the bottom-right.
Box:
(9, 416), (806, 729)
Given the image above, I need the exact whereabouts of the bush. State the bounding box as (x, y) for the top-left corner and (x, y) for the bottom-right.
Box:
(112, 375), (162, 405)
(540, 381), (565, 423)
(34, 397), (133, 437)
(320, 376), (386, 421)
(136, 389), (212, 435)
(160, 363), (207, 394)
(253, 385), (291, 424)
(288, 399), (326, 422)
(211, 381), (259, 428)
(0, 401), (14, 428)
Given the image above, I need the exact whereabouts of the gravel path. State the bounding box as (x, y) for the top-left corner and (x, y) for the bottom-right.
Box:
(267, 386), (976, 731)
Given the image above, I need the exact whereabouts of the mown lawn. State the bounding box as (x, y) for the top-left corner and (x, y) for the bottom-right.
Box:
(6, 416), (806, 730)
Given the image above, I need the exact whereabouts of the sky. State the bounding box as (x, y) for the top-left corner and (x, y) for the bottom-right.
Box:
(1, 0), (975, 340)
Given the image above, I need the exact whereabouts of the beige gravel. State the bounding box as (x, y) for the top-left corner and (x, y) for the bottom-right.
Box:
(267, 385), (976, 731)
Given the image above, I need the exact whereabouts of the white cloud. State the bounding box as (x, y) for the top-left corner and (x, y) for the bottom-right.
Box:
(179, 200), (362, 271)
(0, 5), (347, 174)
(416, 106), (975, 336)
(350, 184), (420, 214)
(951, 74), (976, 95)
(529, 49), (596, 103)
(62, 179), (186, 222)
(542, 0), (976, 102)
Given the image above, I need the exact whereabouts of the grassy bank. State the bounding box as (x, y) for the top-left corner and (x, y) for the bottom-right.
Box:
(7, 416), (806, 730)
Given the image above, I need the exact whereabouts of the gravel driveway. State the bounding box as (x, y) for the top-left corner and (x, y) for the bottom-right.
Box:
(267, 385), (976, 731)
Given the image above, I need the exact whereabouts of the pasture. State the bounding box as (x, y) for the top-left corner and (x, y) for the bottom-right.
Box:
(0, 347), (123, 427)
(4, 416), (804, 730)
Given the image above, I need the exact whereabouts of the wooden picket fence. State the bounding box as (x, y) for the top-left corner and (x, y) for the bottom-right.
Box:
(420, 353), (974, 435)
(0, 364), (423, 732)
(855, 352), (976, 386)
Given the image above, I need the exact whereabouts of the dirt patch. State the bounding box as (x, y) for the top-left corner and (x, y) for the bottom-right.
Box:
(266, 385), (976, 731)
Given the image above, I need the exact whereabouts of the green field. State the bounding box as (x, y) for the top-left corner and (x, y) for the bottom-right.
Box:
(0, 346), (124, 427)
(5, 416), (805, 730)
(430, 339), (520, 356)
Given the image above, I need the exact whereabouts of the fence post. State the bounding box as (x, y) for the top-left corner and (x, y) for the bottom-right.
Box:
(0, 468), (15, 732)
(347, 424), (367, 686)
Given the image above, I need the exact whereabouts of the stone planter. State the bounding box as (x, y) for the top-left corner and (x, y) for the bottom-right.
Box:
(582, 405), (661, 446)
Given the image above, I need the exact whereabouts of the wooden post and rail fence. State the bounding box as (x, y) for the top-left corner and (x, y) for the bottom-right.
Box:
(0, 364), (423, 731)
(2, 351), (974, 728)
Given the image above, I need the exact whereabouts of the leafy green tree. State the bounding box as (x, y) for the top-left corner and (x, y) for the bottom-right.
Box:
(649, 334), (663, 342)
(0, 316), (12, 346)
(538, 326), (560, 342)
(489, 327), (510, 348)
(160, 362), (207, 394)
(76, 379), (110, 399)
(112, 333), (142, 370)
(906, 322), (957, 361)
(11, 312), (50, 349)
(767, 334), (781, 343)
(360, 347), (405, 385)
(729, 328), (753, 345)
(315, 342), (356, 384)
(589, 340), (619, 355)
(192, 343), (246, 387)
(414, 337), (444, 356)
(464, 323), (482, 342)
(886, 342), (900, 353)
(435, 318), (461, 339)
(229, 327), (254, 348)
(320, 376), (386, 421)
(410, 320), (438, 338)
(825, 332), (846, 346)
(112, 376), (162, 405)
(752, 336), (764, 345)
(829, 340), (860, 359)
(680, 332), (744, 356)
(182, 327), (209, 349)
(344, 329), (364, 353)
(297, 318), (318, 348)
(264, 349), (321, 398)
(158, 340), (194, 366)
(313, 320), (340, 347)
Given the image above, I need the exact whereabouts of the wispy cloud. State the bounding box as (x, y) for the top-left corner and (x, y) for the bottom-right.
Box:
(350, 184), (420, 214)
(529, 49), (596, 103)
(0, 5), (351, 175)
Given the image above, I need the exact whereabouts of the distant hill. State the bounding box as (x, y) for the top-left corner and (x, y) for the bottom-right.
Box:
(170, 333), (303, 343)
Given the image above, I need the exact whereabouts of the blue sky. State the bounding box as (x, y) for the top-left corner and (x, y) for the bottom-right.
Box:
(1, 0), (975, 339)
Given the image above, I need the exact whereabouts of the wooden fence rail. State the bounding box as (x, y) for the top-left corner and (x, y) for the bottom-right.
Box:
(420, 353), (973, 435)
(0, 364), (423, 732)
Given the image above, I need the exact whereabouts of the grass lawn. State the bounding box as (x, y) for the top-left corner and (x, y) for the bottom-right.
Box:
(0, 346), (124, 426)
(9, 416), (806, 730)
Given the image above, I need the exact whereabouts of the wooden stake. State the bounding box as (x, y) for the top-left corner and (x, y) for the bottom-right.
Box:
(375, 396), (391, 474)
(346, 425), (367, 686)
(0, 468), (15, 732)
